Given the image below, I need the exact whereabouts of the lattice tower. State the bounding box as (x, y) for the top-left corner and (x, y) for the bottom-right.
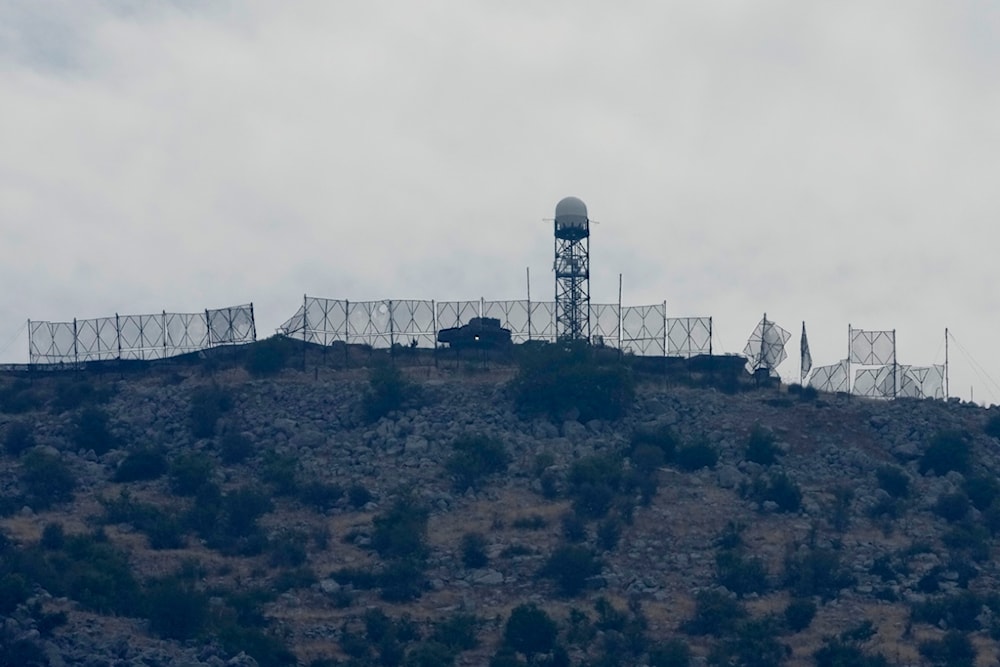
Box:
(553, 196), (591, 342)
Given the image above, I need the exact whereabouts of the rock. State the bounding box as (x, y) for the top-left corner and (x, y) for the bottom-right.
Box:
(471, 569), (504, 585)
(227, 653), (259, 667)
(319, 579), (341, 594)
(562, 420), (588, 440)
(404, 436), (429, 453)
(716, 464), (743, 489)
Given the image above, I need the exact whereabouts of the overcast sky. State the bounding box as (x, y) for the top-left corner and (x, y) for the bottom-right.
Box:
(2, 1), (999, 403)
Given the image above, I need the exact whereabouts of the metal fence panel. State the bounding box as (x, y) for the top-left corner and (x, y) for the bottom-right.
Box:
(589, 303), (621, 347)
(391, 300), (437, 348)
(668, 317), (712, 358)
(621, 304), (666, 356)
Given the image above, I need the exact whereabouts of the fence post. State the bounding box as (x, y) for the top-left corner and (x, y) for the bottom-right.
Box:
(116, 314), (122, 360)
(163, 311), (168, 358)
(662, 301), (667, 358)
(73, 318), (78, 365)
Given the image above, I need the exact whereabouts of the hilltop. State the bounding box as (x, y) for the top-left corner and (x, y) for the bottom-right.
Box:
(2, 342), (1000, 667)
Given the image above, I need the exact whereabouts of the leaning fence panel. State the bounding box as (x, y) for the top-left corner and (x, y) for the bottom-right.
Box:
(28, 304), (256, 364)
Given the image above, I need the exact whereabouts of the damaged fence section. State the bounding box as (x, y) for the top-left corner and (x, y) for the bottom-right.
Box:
(28, 304), (256, 364)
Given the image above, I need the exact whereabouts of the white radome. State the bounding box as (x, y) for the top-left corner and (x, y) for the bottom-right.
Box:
(554, 196), (588, 228)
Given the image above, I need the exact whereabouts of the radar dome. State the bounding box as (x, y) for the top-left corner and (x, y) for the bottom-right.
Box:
(555, 196), (588, 228)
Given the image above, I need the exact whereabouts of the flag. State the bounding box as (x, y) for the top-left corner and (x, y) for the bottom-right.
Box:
(800, 322), (812, 383)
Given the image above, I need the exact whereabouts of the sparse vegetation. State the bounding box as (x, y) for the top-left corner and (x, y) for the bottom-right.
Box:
(511, 341), (634, 422)
(919, 429), (972, 476)
(7, 346), (1000, 666)
(362, 362), (413, 423)
(446, 434), (510, 491)
(744, 424), (781, 465)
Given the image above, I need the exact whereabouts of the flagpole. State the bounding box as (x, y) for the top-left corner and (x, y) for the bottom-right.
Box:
(945, 327), (949, 400)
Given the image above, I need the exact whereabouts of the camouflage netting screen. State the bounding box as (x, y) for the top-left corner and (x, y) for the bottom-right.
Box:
(29, 304), (256, 364)
(850, 329), (896, 366)
(278, 296), (712, 357)
(743, 317), (791, 376)
(808, 360), (850, 393)
(853, 364), (945, 399)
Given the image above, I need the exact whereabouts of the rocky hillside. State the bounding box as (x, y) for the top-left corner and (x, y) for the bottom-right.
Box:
(2, 346), (1000, 667)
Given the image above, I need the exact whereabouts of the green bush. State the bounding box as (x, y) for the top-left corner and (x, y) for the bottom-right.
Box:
(168, 452), (215, 496)
(962, 475), (1000, 511)
(54, 532), (142, 615)
(630, 443), (666, 474)
(813, 622), (888, 667)
(512, 515), (547, 530)
(222, 487), (273, 538)
(919, 430), (972, 476)
(504, 603), (557, 661)
(219, 430), (255, 464)
(246, 337), (295, 376)
(348, 483), (373, 508)
(934, 492), (970, 523)
(875, 465), (910, 499)
(446, 434), (510, 491)
(405, 641), (455, 667)
(3, 421), (35, 456)
(984, 413), (1000, 439)
(783, 545), (855, 600)
(911, 591), (984, 632)
(918, 630), (976, 667)
(0, 573), (30, 614)
(710, 616), (789, 667)
(0, 380), (45, 414)
(269, 529), (309, 568)
(372, 498), (429, 561)
(431, 612), (480, 652)
(261, 452), (299, 496)
(648, 638), (691, 667)
(20, 450), (76, 509)
(784, 598), (817, 632)
(460, 532), (489, 568)
(511, 342), (634, 422)
(40, 522), (65, 550)
(378, 558), (426, 602)
(682, 589), (746, 636)
(72, 406), (117, 454)
(539, 544), (602, 597)
(830, 485), (854, 533)
(556, 513), (584, 544)
(52, 379), (108, 413)
(715, 549), (769, 597)
(567, 454), (624, 519)
(674, 440), (718, 471)
(114, 447), (168, 482)
(297, 480), (343, 512)
(596, 517), (622, 551)
(188, 385), (233, 439)
(0, 630), (47, 667)
(745, 425), (781, 465)
(362, 362), (412, 423)
(630, 425), (678, 462)
(747, 472), (802, 513)
(145, 576), (209, 640)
